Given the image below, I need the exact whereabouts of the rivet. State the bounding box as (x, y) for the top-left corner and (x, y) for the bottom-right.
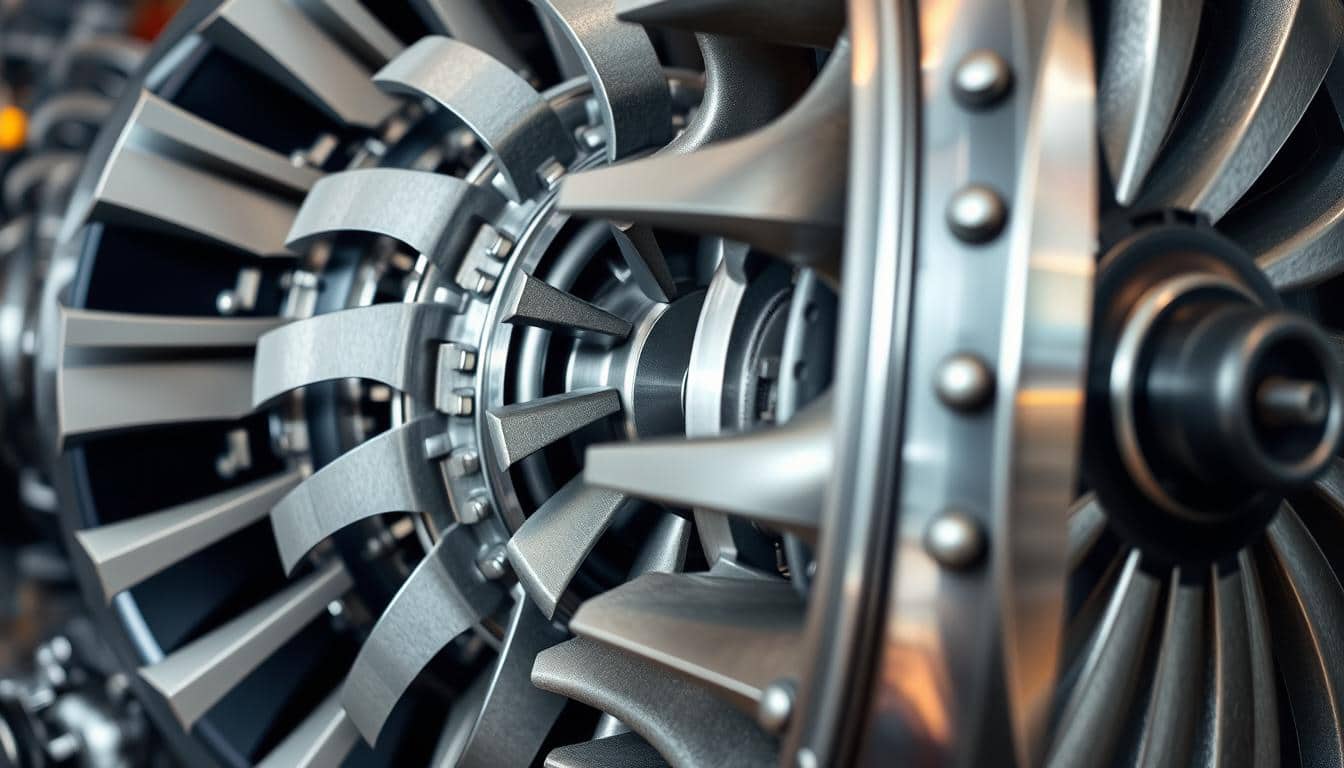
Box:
(947, 185), (1007, 243)
(476, 543), (510, 580)
(935, 353), (994, 412)
(925, 510), (986, 570)
(953, 49), (1013, 108)
(757, 679), (796, 734)
(461, 492), (492, 524)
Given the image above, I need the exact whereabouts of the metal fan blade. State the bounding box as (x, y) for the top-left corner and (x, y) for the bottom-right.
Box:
(256, 688), (360, 768)
(1067, 495), (1107, 571)
(57, 308), (285, 443)
(1098, 0), (1201, 205)
(609, 221), (676, 304)
(557, 42), (848, 269)
(1261, 506), (1344, 762)
(527, 0), (672, 160)
(532, 638), (778, 768)
(294, 0), (405, 67)
(485, 388), (622, 468)
(1139, 0), (1343, 220)
(455, 597), (568, 768)
(501, 273), (633, 339)
(341, 526), (505, 744)
(628, 514), (691, 577)
(1239, 551), (1281, 768)
(506, 478), (636, 619)
(570, 572), (803, 709)
(583, 396), (830, 536)
(1048, 550), (1161, 768)
(616, 0), (843, 48)
(410, 0), (527, 71)
(253, 303), (456, 407)
(375, 36), (576, 202)
(1314, 456), (1344, 513)
(200, 0), (396, 127)
(545, 732), (670, 768)
(1224, 147), (1344, 291)
(1134, 571), (1201, 768)
(75, 471), (302, 601)
(139, 560), (351, 728)
(270, 415), (449, 574)
(286, 168), (505, 261)
(1209, 565), (1254, 766)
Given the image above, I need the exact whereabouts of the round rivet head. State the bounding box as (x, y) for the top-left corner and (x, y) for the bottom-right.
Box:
(947, 184), (1007, 243)
(476, 543), (511, 580)
(935, 353), (994, 411)
(953, 49), (1013, 108)
(925, 511), (986, 570)
(757, 679), (796, 734)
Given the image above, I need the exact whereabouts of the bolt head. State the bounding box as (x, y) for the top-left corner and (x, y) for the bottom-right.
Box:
(477, 544), (510, 580)
(947, 185), (1007, 244)
(953, 49), (1013, 108)
(936, 353), (994, 412)
(925, 511), (986, 570)
(757, 679), (796, 734)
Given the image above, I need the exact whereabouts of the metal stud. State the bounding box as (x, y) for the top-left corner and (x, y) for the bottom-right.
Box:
(924, 510), (986, 570)
(946, 184), (1007, 244)
(757, 678), (796, 734)
(476, 543), (510, 580)
(952, 49), (1012, 109)
(935, 353), (994, 412)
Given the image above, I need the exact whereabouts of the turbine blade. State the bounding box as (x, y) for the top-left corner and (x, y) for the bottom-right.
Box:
(1139, 0), (1343, 220)
(570, 572), (802, 709)
(76, 471), (303, 601)
(1067, 495), (1108, 571)
(545, 732), (669, 768)
(294, 0), (405, 67)
(201, 0), (396, 127)
(1239, 551), (1281, 768)
(1133, 571), (1201, 768)
(1208, 563), (1254, 765)
(501, 274), (633, 339)
(616, 0), (843, 48)
(506, 478), (636, 618)
(609, 221), (675, 303)
(270, 416), (449, 573)
(375, 36), (576, 201)
(139, 560), (351, 728)
(583, 396), (829, 536)
(1098, 0), (1202, 204)
(485, 388), (622, 468)
(256, 687), (360, 768)
(341, 526), (505, 744)
(410, 0), (526, 71)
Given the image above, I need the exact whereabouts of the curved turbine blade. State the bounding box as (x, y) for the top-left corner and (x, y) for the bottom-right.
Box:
(341, 527), (505, 744)
(76, 471), (302, 601)
(410, 0), (526, 71)
(270, 415), (449, 573)
(1239, 551), (1281, 768)
(375, 36), (576, 201)
(1208, 563), (1254, 765)
(256, 687), (360, 768)
(295, 0), (405, 67)
(545, 732), (669, 768)
(140, 561), (351, 728)
(486, 388), (622, 468)
(501, 273), (633, 340)
(1133, 570), (1201, 768)
(616, 0), (843, 48)
(570, 572), (803, 709)
(507, 478), (636, 618)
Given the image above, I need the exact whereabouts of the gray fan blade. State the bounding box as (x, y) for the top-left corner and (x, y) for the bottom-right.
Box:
(430, 668), (492, 767)
(456, 597), (567, 768)
(200, 0), (396, 127)
(139, 560), (351, 728)
(76, 471), (302, 601)
(1134, 571), (1201, 768)
(375, 36), (576, 202)
(1139, 0), (1343, 220)
(545, 732), (669, 768)
(628, 514), (691, 577)
(528, 0), (672, 160)
(532, 638), (777, 768)
(294, 0), (405, 67)
(256, 687), (360, 768)
(570, 572), (803, 709)
(341, 526), (505, 744)
(126, 90), (321, 195)
(1262, 506), (1344, 762)
(410, 0), (526, 71)
(558, 42), (847, 269)
(1098, 0), (1201, 204)
(253, 303), (455, 407)
(616, 0), (843, 48)
(1225, 148), (1344, 291)
(1047, 550), (1160, 768)
(1067, 495), (1107, 571)
(286, 168), (503, 263)
(1238, 551), (1280, 768)
(486, 388), (622, 468)
(57, 309), (285, 443)
(502, 274), (633, 339)
(583, 396), (829, 536)
(609, 221), (675, 303)
(1210, 564), (1255, 766)
(270, 415), (449, 573)
(506, 478), (636, 618)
